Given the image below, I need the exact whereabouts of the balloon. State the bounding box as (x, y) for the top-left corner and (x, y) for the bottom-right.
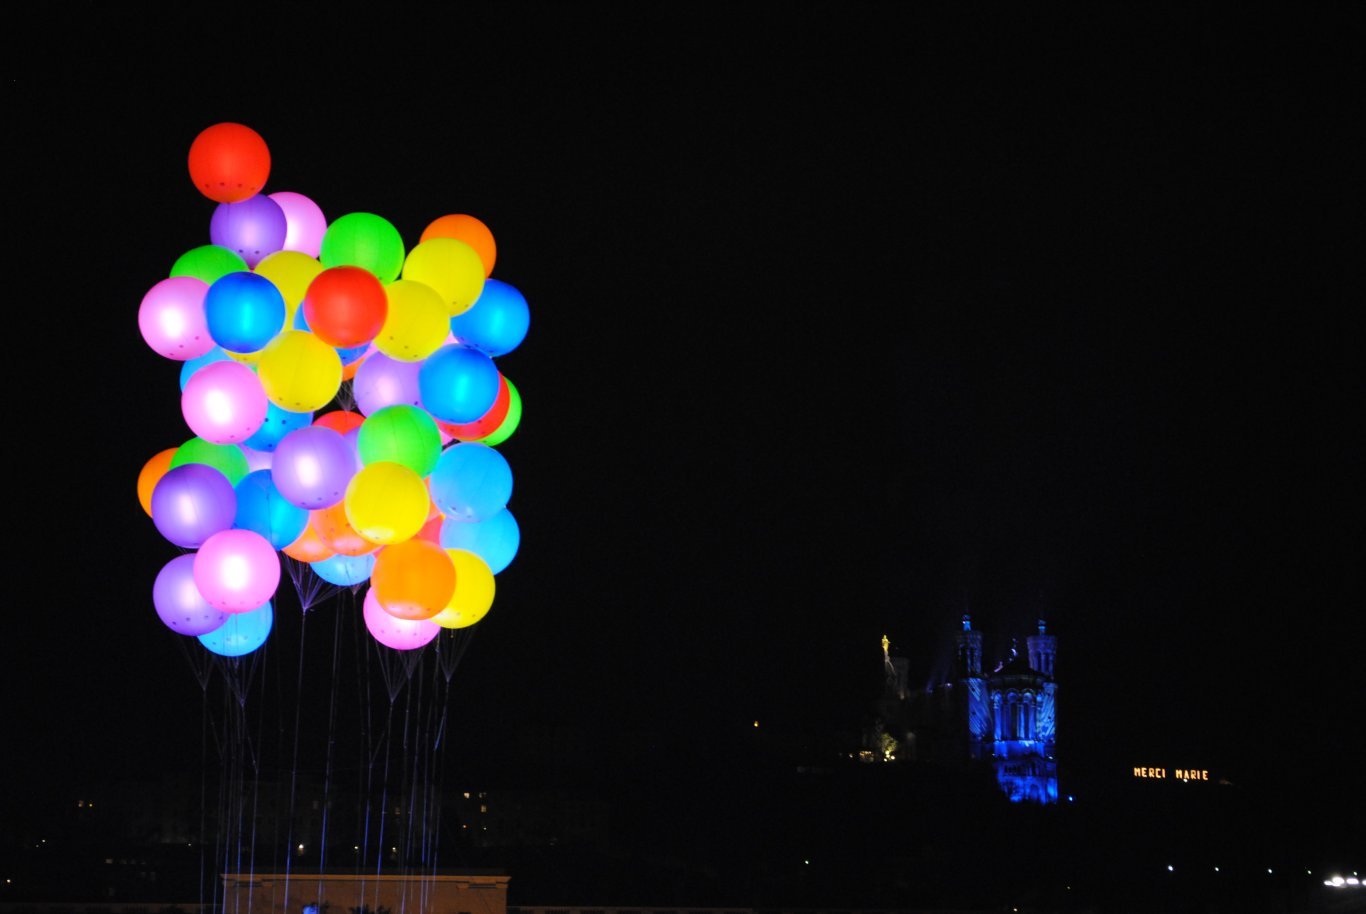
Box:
(353, 351), (423, 415)
(170, 437), (250, 485)
(253, 250), (323, 325)
(439, 507), (520, 575)
(271, 425), (357, 510)
(344, 461), (429, 546)
(153, 554), (229, 636)
(244, 401), (313, 452)
(210, 194), (287, 268)
(188, 122), (271, 204)
(418, 344), (501, 424)
(256, 329), (342, 412)
(198, 601), (273, 656)
(311, 551), (375, 586)
(180, 347), (234, 389)
(375, 279), (449, 362)
(362, 586), (439, 651)
(310, 501), (379, 556)
(150, 462), (237, 548)
(193, 528), (281, 612)
(314, 409), (365, 435)
(431, 549), (495, 629)
(282, 523), (334, 563)
(401, 237), (485, 315)
(137, 447), (177, 517)
(357, 404), (441, 476)
(301, 266), (387, 349)
(181, 359), (268, 445)
(170, 245), (249, 283)
(371, 539), (455, 620)
(479, 377), (522, 447)
(319, 212), (405, 283)
(241, 445), (273, 473)
(450, 279), (530, 357)
(420, 213), (496, 277)
(233, 469), (309, 549)
(436, 373), (510, 442)
(428, 443), (512, 522)
(205, 271), (286, 354)
(268, 191), (327, 258)
(138, 276), (212, 360)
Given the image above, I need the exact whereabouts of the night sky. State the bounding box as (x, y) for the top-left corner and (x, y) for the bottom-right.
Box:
(5, 7), (1362, 842)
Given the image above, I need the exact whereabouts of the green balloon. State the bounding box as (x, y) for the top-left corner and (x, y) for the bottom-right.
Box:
(171, 245), (249, 283)
(319, 212), (406, 283)
(170, 437), (251, 485)
(479, 378), (522, 447)
(357, 404), (441, 477)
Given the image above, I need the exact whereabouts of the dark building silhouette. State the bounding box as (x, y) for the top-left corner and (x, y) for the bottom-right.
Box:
(864, 615), (1059, 803)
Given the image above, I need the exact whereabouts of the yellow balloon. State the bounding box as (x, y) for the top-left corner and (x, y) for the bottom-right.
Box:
(345, 461), (429, 545)
(431, 548), (495, 629)
(257, 329), (342, 411)
(375, 279), (451, 362)
(254, 250), (324, 326)
(225, 348), (262, 365)
(401, 237), (485, 315)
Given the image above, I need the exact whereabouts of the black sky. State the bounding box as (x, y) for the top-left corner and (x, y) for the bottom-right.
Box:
(5, 7), (1362, 832)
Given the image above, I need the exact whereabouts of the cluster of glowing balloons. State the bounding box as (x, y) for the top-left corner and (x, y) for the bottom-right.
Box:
(138, 122), (527, 657)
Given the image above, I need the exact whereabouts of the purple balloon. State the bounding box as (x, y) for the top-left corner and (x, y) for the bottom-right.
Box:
(269, 191), (327, 258)
(210, 194), (288, 268)
(150, 463), (237, 548)
(153, 554), (229, 636)
(271, 425), (357, 509)
(353, 351), (423, 415)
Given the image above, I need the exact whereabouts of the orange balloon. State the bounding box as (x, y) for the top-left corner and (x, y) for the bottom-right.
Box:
(188, 123), (270, 204)
(420, 214), (496, 277)
(311, 503), (377, 557)
(282, 524), (335, 563)
(371, 539), (455, 620)
(137, 447), (177, 517)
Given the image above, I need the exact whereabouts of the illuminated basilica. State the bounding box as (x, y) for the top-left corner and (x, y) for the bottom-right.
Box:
(865, 615), (1059, 804)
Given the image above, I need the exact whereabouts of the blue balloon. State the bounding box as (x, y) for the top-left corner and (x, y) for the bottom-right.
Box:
(439, 506), (520, 574)
(233, 469), (309, 549)
(450, 278), (530, 357)
(198, 601), (273, 656)
(205, 271), (286, 353)
(310, 552), (376, 586)
(245, 401), (314, 452)
(418, 344), (501, 424)
(180, 347), (234, 390)
(428, 442), (512, 522)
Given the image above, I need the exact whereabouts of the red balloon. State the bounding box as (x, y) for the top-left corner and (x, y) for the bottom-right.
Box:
(302, 266), (388, 349)
(188, 123), (271, 204)
(314, 409), (366, 435)
(436, 373), (510, 441)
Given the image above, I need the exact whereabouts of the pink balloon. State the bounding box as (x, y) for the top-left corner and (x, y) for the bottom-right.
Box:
(269, 191), (328, 258)
(353, 352), (423, 416)
(363, 586), (439, 651)
(194, 528), (281, 613)
(154, 554), (229, 635)
(138, 276), (213, 360)
(181, 360), (269, 444)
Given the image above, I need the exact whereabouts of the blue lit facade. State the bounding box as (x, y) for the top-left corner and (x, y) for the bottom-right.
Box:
(867, 617), (1059, 804)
